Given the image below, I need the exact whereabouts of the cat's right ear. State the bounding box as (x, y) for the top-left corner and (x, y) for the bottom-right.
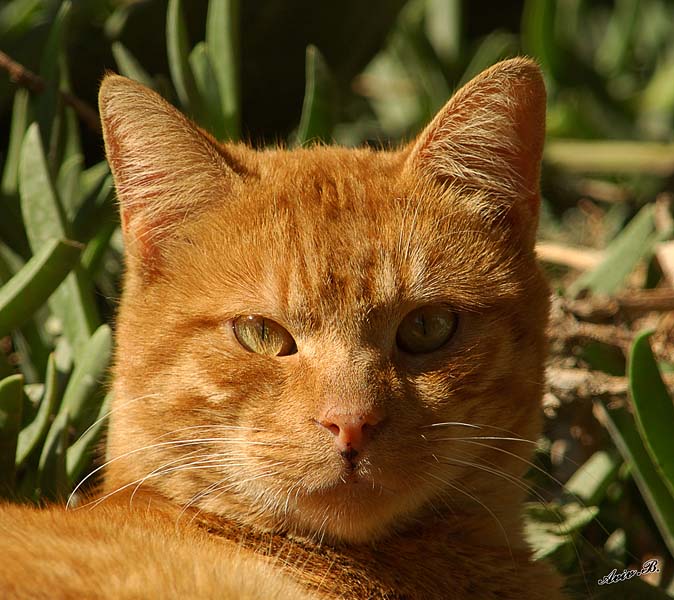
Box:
(99, 74), (243, 275)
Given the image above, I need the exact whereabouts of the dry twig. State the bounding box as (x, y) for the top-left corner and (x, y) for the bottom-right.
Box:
(0, 50), (101, 133)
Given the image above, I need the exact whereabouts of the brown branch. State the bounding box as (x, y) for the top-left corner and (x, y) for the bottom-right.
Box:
(0, 50), (101, 133)
(561, 288), (674, 320)
(547, 366), (674, 403)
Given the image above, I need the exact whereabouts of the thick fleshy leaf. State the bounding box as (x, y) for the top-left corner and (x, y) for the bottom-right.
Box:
(16, 354), (59, 468)
(67, 392), (111, 484)
(629, 330), (674, 499)
(19, 123), (100, 359)
(595, 399), (674, 558)
(0, 238), (81, 337)
(37, 411), (69, 501)
(48, 324), (111, 436)
(568, 204), (655, 297)
(0, 374), (23, 493)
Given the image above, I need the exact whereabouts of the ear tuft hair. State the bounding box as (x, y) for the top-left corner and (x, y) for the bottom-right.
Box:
(406, 58), (546, 217)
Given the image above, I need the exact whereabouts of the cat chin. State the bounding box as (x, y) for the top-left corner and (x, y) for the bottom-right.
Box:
(274, 480), (428, 545)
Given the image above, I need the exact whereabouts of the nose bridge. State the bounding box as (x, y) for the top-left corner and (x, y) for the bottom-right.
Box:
(320, 346), (384, 415)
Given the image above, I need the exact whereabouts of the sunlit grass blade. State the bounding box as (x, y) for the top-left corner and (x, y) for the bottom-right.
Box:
(629, 330), (674, 499)
(524, 501), (598, 567)
(545, 140), (674, 175)
(66, 392), (111, 484)
(0, 238), (81, 337)
(568, 203), (655, 297)
(595, 399), (674, 557)
(16, 354), (58, 468)
(111, 42), (155, 89)
(564, 450), (621, 506)
(295, 45), (337, 145)
(0, 374), (23, 495)
(205, 0), (240, 140)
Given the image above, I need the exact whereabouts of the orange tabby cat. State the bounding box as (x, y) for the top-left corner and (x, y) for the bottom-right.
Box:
(0, 58), (565, 599)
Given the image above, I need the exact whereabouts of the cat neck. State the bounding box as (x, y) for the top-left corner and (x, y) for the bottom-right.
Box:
(94, 487), (536, 599)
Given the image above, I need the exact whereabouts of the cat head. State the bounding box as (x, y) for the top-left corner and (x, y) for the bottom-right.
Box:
(100, 58), (549, 544)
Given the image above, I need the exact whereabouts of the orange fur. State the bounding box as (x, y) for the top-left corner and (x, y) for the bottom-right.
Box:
(0, 58), (565, 598)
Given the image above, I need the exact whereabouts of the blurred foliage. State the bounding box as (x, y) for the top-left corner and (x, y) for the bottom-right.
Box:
(1, 0), (674, 598)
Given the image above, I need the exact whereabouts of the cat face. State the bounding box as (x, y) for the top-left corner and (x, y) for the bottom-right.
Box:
(101, 58), (549, 544)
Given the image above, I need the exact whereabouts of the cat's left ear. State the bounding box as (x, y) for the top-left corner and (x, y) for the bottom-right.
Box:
(404, 57), (546, 240)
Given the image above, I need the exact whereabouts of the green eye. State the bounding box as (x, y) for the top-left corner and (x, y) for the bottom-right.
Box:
(396, 305), (457, 354)
(232, 316), (296, 356)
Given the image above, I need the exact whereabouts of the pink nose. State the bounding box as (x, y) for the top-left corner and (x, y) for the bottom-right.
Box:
(317, 410), (385, 457)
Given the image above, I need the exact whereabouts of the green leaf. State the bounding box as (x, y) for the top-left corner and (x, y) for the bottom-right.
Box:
(80, 161), (111, 202)
(521, 0), (561, 80)
(629, 330), (674, 499)
(166, 0), (203, 121)
(0, 238), (82, 338)
(57, 151), (84, 221)
(36, 0), (71, 151)
(595, 399), (674, 558)
(424, 0), (462, 66)
(16, 354), (59, 468)
(66, 392), (111, 484)
(81, 222), (117, 277)
(189, 42), (227, 139)
(595, 0), (639, 76)
(0, 0), (43, 41)
(205, 0), (240, 140)
(19, 123), (100, 359)
(50, 324), (111, 435)
(1, 88), (31, 197)
(19, 122), (69, 246)
(458, 31), (518, 87)
(37, 411), (69, 501)
(295, 45), (337, 145)
(568, 204), (655, 297)
(111, 42), (155, 89)
(0, 374), (23, 494)
(524, 501), (598, 566)
(564, 450), (621, 505)
(73, 174), (115, 243)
